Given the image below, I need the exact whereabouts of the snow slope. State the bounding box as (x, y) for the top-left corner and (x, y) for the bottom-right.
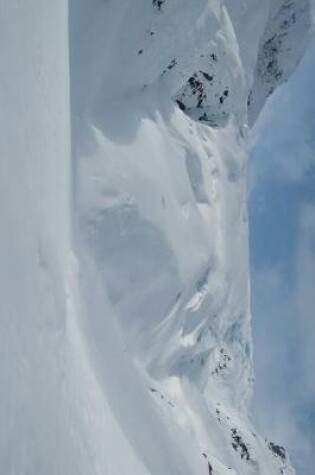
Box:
(0, 1), (313, 474)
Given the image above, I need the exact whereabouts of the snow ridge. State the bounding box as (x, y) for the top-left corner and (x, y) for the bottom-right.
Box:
(70, 1), (312, 474)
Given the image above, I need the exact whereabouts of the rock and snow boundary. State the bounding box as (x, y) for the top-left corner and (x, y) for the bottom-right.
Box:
(0, 1), (313, 474)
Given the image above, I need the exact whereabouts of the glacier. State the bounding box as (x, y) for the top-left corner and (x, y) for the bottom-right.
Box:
(0, 1), (313, 474)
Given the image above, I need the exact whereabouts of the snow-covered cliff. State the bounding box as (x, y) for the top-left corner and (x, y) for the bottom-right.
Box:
(0, 1), (313, 474)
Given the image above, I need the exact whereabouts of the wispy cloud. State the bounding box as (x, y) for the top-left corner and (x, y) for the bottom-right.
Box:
(249, 37), (315, 475)
(296, 205), (315, 400)
(251, 225), (315, 473)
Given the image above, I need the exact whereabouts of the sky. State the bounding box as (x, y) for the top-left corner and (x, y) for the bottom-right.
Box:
(249, 38), (315, 474)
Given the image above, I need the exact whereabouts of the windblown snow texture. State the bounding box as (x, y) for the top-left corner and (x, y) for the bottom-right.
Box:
(0, 1), (312, 474)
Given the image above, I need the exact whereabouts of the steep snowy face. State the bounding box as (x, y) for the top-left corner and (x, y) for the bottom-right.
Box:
(71, 0), (252, 406)
(0, 2), (75, 473)
(69, 1), (313, 474)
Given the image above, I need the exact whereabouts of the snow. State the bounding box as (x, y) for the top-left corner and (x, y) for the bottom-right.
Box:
(0, 0), (313, 474)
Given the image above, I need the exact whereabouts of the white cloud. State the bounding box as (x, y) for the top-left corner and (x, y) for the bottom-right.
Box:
(249, 37), (315, 474)
(251, 205), (315, 475)
(295, 205), (315, 399)
(254, 265), (285, 291)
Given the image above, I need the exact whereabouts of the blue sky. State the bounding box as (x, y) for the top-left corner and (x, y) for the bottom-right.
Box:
(249, 38), (315, 474)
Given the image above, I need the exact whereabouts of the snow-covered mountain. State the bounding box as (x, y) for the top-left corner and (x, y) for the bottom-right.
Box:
(0, 1), (313, 474)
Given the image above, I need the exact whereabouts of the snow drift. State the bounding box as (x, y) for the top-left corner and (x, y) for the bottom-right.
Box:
(0, 0), (313, 474)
